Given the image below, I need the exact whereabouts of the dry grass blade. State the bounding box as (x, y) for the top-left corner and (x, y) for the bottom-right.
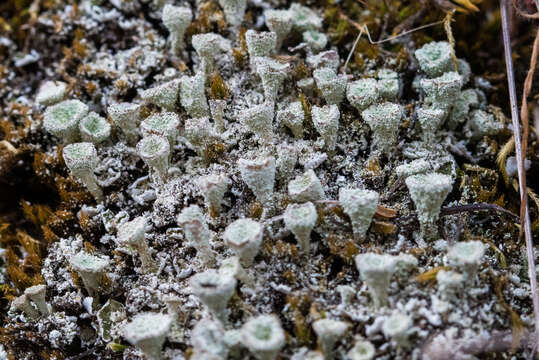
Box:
(500, 0), (539, 351)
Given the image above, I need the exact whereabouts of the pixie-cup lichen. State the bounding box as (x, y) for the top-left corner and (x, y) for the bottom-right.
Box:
(347, 340), (376, 360)
(303, 30), (327, 53)
(140, 79), (181, 112)
(189, 269), (237, 323)
(245, 30), (277, 69)
(312, 104), (340, 152)
(241, 314), (285, 360)
(36, 80), (67, 106)
(283, 201), (317, 255)
(79, 112), (111, 144)
(107, 102), (141, 145)
(62, 142), (103, 201)
(264, 9), (293, 50)
(116, 216), (156, 273)
(180, 72), (209, 118)
(414, 41), (453, 78)
(355, 253), (397, 308)
(43, 99), (89, 143)
(217, 0), (247, 27)
(405, 172), (453, 241)
(162, 4), (192, 56)
(382, 312), (413, 347)
(239, 101), (274, 144)
(238, 156), (276, 205)
(199, 173), (230, 216)
(446, 241), (486, 279)
(140, 111), (180, 147)
(361, 102), (403, 157)
(312, 318), (349, 360)
(136, 135), (170, 184)
(255, 58), (289, 102)
(177, 205), (215, 266)
(288, 169), (325, 203)
(123, 312), (172, 360)
(347, 78), (379, 112)
(69, 251), (110, 297)
(24, 284), (50, 316)
(277, 101), (304, 139)
(223, 218), (264, 267)
(338, 188), (379, 241)
(313, 67), (347, 105)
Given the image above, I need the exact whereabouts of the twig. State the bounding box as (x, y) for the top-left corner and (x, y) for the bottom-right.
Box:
(440, 203), (519, 220)
(500, 0), (539, 350)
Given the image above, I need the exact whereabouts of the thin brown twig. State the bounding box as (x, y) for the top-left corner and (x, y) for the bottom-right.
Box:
(440, 203), (519, 220)
(500, 0), (539, 351)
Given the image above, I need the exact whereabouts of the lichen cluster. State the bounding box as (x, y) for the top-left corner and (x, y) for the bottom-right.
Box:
(0, 0), (534, 359)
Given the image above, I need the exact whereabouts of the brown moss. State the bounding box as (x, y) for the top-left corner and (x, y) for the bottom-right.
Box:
(232, 27), (248, 65)
(248, 201), (263, 220)
(208, 71), (230, 100)
(203, 141), (226, 164)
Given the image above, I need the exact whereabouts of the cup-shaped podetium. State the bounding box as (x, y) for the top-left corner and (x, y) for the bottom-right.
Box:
(347, 78), (379, 112)
(313, 67), (347, 105)
(36, 80), (67, 106)
(43, 99), (89, 143)
(198, 173), (230, 216)
(140, 111), (180, 147)
(416, 107), (446, 144)
(140, 79), (181, 112)
(162, 4), (192, 55)
(63, 142), (103, 201)
(69, 251), (110, 297)
(283, 202), (317, 255)
(239, 102), (274, 144)
(311, 104), (340, 152)
(180, 72), (209, 118)
(123, 312), (172, 360)
(255, 58), (289, 102)
(223, 218), (264, 267)
(264, 9), (293, 50)
(419, 72), (462, 109)
(241, 314), (285, 360)
(338, 188), (379, 241)
(312, 319), (349, 360)
(382, 312), (413, 348)
(177, 205), (215, 265)
(192, 33), (230, 74)
(405, 172), (453, 241)
(117, 216), (156, 273)
(190, 269), (237, 323)
(217, 0), (247, 27)
(79, 112), (111, 144)
(24, 284), (50, 316)
(107, 102), (141, 145)
(446, 241), (486, 279)
(137, 135), (170, 184)
(277, 101), (304, 139)
(288, 169), (325, 203)
(361, 102), (403, 156)
(414, 41), (454, 78)
(355, 253), (398, 308)
(245, 30), (277, 68)
(238, 156), (276, 205)
(347, 340), (376, 360)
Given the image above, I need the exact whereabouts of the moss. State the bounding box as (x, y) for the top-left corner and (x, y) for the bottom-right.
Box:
(232, 27), (248, 65)
(209, 71), (230, 100)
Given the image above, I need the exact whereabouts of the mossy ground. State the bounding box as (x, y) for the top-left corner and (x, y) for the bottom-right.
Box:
(1, 0), (539, 359)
